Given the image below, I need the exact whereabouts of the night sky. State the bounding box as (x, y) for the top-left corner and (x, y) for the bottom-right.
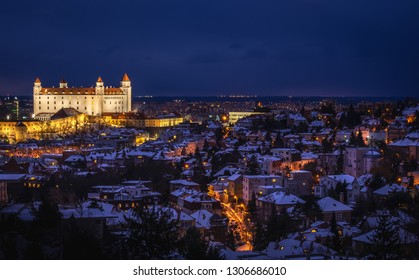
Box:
(1, 0), (418, 97)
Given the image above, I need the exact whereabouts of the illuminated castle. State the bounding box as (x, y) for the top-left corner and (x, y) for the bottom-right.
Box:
(33, 74), (132, 119)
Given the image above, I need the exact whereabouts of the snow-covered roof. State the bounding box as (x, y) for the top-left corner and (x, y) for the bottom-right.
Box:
(0, 173), (26, 181)
(402, 106), (419, 116)
(244, 174), (281, 179)
(222, 249), (269, 260)
(213, 166), (239, 177)
(406, 131), (419, 140)
(169, 179), (199, 186)
(258, 191), (305, 205)
(265, 239), (336, 259)
(373, 183), (406, 196)
(317, 197), (352, 212)
(301, 152), (319, 160)
(364, 150), (381, 157)
(60, 202), (119, 219)
(0, 203), (26, 214)
(258, 155), (282, 162)
(353, 228), (417, 244)
(389, 138), (419, 147)
(191, 210), (214, 228)
(309, 120), (324, 127)
(184, 193), (215, 203)
(327, 174), (355, 184)
(170, 187), (201, 197)
(227, 173), (242, 181)
(356, 174), (374, 186)
(64, 154), (91, 162)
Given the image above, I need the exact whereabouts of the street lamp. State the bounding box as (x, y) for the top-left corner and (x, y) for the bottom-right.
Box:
(234, 195), (238, 205)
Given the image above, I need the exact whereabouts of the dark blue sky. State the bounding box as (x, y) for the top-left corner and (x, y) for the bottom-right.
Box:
(0, 0), (418, 97)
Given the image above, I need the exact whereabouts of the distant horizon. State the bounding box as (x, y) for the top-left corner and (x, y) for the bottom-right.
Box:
(3, 93), (417, 102)
(0, 83), (417, 99)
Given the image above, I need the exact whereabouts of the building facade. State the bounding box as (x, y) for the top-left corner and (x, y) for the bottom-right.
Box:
(33, 74), (132, 118)
(345, 147), (382, 177)
(242, 175), (282, 203)
(228, 111), (264, 125)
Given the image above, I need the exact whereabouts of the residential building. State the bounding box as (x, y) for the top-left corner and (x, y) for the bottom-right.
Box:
(315, 174), (355, 198)
(317, 196), (353, 222)
(242, 175), (282, 203)
(257, 191), (305, 222)
(345, 147), (382, 177)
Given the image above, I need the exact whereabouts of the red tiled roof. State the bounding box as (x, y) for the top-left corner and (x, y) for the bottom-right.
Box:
(122, 73), (130, 81)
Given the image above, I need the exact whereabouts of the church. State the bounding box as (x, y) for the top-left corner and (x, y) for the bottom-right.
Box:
(33, 74), (132, 119)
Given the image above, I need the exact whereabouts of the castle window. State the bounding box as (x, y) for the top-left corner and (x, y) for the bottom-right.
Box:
(62, 102), (64, 104)
(39, 101), (41, 104)
(39, 106), (41, 110)
(47, 107), (49, 110)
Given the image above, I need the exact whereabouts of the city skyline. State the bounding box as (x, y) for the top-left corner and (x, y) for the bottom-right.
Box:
(0, 0), (418, 97)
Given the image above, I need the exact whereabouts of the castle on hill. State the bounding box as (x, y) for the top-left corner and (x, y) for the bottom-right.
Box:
(33, 74), (132, 119)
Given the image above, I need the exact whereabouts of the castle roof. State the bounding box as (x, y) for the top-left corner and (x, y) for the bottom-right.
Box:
(35, 77), (41, 83)
(41, 87), (95, 95)
(60, 78), (67, 83)
(97, 76), (103, 83)
(16, 122), (27, 127)
(39, 87), (123, 95)
(105, 88), (123, 93)
(51, 108), (82, 120)
(122, 73), (130, 81)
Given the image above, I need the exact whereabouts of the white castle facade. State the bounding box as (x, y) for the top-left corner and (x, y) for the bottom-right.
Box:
(33, 74), (132, 118)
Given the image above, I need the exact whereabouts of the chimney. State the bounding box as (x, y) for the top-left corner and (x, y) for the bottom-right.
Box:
(339, 192), (345, 204)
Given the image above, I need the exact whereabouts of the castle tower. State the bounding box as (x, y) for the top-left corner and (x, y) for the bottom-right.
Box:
(34, 77), (42, 94)
(95, 76), (105, 115)
(120, 73), (132, 112)
(33, 78), (42, 116)
(59, 78), (68, 88)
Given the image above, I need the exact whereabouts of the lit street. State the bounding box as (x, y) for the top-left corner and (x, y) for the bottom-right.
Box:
(221, 202), (253, 251)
